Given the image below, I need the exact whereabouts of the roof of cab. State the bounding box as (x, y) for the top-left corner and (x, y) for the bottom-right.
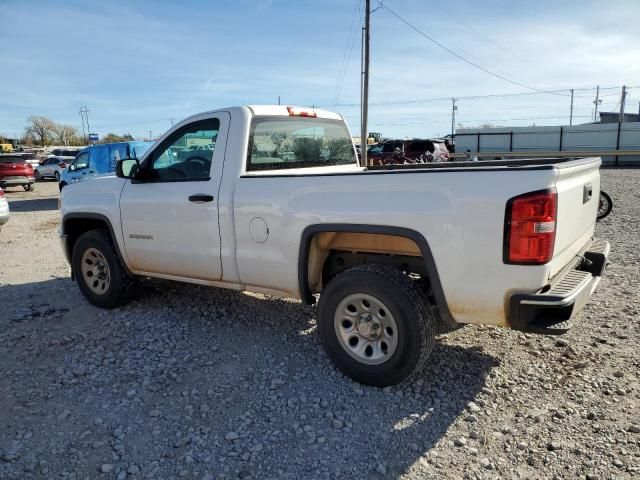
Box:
(246, 105), (343, 120)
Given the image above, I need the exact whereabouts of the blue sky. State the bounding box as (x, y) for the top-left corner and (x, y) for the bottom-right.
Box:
(1, 0), (639, 140)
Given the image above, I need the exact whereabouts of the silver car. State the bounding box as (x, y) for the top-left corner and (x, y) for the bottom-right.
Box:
(0, 187), (9, 228)
(35, 156), (75, 182)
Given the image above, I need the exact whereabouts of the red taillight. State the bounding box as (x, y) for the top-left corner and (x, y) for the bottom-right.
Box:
(287, 106), (318, 118)
(504, 189), (557, 264)
(0, 190), (4, 198)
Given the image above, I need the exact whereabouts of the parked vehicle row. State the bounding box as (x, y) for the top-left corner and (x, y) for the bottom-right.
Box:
(366, 138), (450, 165)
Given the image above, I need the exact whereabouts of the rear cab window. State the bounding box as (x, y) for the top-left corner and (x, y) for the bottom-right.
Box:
(246, 116), (356, 172)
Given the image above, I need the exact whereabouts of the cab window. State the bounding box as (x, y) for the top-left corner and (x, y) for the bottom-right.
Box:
(147, 119), (219, 181)
(73, 152), (89, 170)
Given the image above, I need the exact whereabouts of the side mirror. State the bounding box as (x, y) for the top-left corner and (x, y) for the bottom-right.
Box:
(116, 158), (140, 179)
(69, 164), (76, 171)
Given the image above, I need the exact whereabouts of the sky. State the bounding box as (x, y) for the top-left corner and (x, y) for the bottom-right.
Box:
(1, 0), (639, 140)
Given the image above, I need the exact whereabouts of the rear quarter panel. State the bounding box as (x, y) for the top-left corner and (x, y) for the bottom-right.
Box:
(231, 166), (560, 326)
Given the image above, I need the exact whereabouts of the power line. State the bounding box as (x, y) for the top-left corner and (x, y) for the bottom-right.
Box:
(379, 3), (569, 96)
(320, 85), (634, 108)
(332, 0), (363, 106)
(349, 114), (593, 128)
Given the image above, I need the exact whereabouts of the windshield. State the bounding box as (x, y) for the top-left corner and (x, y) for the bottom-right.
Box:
(247, 116), (355, 171)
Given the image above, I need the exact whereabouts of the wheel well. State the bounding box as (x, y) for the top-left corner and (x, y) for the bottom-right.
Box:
(306, 231), (427, 294)
(299, 225), (457, 330)
(63, 217), (111, 261)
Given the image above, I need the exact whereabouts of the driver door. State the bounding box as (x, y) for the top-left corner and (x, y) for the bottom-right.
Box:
(119, 113), (229, 280)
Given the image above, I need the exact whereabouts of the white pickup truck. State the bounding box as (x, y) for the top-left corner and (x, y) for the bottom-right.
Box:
(60, 105), (610, 386)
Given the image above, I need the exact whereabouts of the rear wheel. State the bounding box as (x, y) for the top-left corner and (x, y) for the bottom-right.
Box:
(597, 191), (612, 220)
(23, 183), (34, 191)
(55, 171), (60, 182)
(72, 229), (136, 308)
(317, 264), (435, 387)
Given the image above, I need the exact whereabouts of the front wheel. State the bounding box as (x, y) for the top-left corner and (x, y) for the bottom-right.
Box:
(317, 264), (435, 387)
(597, 191), (612, 221)
(34, 170), (42, 180)
(72, 229), (136, 308)
(55, 171), (60, 182)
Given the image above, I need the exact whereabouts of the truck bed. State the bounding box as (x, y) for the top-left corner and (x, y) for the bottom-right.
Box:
(366, 157), (596, 171)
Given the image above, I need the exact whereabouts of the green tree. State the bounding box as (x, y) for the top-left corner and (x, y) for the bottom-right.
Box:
(99, 133), (135, 144)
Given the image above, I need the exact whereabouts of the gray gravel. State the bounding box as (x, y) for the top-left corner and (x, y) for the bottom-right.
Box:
(0, 170), (639, 479)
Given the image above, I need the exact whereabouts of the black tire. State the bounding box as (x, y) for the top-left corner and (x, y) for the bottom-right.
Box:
(597, 191), (612, 221)
(23, 183), (34, 191)
(55, 171), (60, 182)
(34, 170), (41, 180)
(59, 181), (67, 192)
(317, 264), (436, 387)
(72, 229), (136, 308)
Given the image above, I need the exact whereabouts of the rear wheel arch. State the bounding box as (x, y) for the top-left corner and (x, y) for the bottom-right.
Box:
(297, 224), (456, 327)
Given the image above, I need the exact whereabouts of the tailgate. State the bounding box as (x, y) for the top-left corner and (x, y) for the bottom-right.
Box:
(548, 157), (601, 279)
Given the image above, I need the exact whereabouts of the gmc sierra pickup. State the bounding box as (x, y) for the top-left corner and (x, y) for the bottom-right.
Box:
(59, 105), (610, 386)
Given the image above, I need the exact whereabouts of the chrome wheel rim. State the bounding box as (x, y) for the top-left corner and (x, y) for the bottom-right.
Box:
(80, 248), (111, 295)
(334, 293), (398, 365)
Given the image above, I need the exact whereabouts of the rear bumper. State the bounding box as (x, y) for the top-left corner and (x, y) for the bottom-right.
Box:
(509, 238), (610, 334)
(0, 177), (35, 186)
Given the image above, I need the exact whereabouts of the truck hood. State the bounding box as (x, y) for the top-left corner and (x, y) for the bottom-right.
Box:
(61, 174), (126, 220)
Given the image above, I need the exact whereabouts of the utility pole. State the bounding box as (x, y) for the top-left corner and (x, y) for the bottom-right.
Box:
(170, 117), (174, 127)
(83, 106), (91, 138)
(79, 108), (86, 142)
(569, 89), (574, 126)
(278, 96), (281, 105)
(451, 98), (457, 138)
(593, 85), (601, 122)
(619, 85), (627, 122)
(360, 0), (370, 167)
(148, 130), (153, 141)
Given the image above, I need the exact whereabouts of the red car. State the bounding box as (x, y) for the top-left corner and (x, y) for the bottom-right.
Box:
(0, 155), (36, 191)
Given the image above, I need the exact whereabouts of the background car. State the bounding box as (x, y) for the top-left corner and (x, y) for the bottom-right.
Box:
(10, 152), (41, 169)
(367, 138), (450, 165)
(0, 155), (35, 191)
(0, 187), (9, 229)
(48, 148), (81, 158)
(35, 156), (75, 181)
(59, 141), (153, 189)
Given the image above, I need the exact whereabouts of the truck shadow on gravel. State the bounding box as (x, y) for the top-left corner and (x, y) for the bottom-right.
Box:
(5, 197), (59, 212)
(0, 278), (498, 479)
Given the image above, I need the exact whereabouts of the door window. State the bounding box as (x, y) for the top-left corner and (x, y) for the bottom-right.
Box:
(146, 119), (219, 181)
(73, 152), (89, 170)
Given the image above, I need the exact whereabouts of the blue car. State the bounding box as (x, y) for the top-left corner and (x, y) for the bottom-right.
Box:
(59, 141), (153, 190)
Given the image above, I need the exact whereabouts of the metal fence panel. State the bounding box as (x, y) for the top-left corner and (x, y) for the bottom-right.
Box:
(455, 122), (640, 164)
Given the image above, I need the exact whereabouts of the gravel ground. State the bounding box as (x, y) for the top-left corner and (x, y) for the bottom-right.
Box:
(0, 171), (638, 480)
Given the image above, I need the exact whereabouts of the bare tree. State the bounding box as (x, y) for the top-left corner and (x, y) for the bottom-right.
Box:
(53, 124), (78, 146)
(25, 115), (56, 146)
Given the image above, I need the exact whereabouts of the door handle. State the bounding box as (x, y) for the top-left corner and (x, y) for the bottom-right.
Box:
(189, 194), (214, 203)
